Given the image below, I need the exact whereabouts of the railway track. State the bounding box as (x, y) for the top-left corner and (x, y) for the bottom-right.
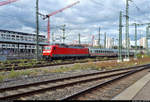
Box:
(0, 64), (149, 100)
(61, 64), (150, 100)
(0, 58), (116, 72)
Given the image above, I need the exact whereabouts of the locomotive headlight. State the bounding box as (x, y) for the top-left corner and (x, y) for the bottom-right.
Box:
(47, 51), (51, 53)
(43, 51), (51, 53)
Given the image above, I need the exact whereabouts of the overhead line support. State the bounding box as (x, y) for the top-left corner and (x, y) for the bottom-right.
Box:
(36, 0), (39, 61)
(98, 27), (101, 48)
(125, 0), (131, 61)
(104, 32), (106, 48)
(118, 11), (123, 62)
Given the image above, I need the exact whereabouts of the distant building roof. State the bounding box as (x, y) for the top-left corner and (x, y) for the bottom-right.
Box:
(0, 29), (45, 37)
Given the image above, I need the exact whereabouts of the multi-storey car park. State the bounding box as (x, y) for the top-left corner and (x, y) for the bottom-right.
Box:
(0, 29), (48, 60)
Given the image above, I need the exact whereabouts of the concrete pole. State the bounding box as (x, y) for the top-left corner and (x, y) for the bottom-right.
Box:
(78, 33), (81, 44)
(36, 0), (39, 60)
(98, 27), (101, 48)
(112, 38), (115, 49)
(62, 24), (66, 43)
(52, 32), (55, 44)
(104, 32), (106, 48)
(146, 26), (149, 55)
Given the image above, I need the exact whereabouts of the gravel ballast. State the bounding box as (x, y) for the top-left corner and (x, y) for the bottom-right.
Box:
(0, 59), (150, 100)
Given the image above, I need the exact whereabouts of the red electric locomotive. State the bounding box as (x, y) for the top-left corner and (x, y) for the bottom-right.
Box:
(43, 44), (89, 60)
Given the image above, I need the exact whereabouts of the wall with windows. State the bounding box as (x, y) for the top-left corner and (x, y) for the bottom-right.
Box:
(0, 30), (46, 43)
(0, 30), (46, 56)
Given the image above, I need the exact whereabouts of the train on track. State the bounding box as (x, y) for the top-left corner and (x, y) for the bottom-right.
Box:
(43, 44), (134, 60)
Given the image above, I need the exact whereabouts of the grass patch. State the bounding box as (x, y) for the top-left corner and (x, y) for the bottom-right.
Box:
(0, 70), (32, 82)
(7, 70), (31, 79)
(42, 69), (52, 73)
(49, 62), (102, 73)
(47, 57), (150, 73)
(0, 75), (4, 82)
(1, 57), (150, 82)
(50, 66), (71, 73)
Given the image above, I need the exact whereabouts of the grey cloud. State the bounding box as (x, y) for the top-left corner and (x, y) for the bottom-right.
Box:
(0, 0), (150, 44)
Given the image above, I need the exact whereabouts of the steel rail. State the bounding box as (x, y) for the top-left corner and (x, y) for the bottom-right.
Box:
(0, 63), (148, 92)
(0, 58), (116, 72)
(60, 65), (150, 100)
(0, 68), (139, 100)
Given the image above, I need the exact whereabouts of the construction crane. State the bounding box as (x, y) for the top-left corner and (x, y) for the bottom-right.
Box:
(0, 0), (19, 6)
(39, 1), (80, 44)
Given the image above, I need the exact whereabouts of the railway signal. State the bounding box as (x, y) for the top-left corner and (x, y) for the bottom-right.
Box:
(0, 0), (19, 6)
(39, 1), (80, 44)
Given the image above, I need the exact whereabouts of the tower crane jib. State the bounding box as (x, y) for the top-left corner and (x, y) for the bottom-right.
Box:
(40, 1), (80, 44)
(0, 0), (19, 6)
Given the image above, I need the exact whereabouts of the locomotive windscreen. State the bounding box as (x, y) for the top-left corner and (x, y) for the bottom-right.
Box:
(44, 46), (51, 50)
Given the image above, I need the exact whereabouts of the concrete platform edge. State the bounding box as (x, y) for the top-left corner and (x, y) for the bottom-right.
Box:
(112, 72), (150, 100)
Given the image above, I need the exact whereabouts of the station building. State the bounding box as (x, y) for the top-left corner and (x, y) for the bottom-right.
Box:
(0, 29), (47, 57)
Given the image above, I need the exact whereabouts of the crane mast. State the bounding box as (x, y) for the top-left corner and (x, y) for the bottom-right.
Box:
(40, 1), (80, 44)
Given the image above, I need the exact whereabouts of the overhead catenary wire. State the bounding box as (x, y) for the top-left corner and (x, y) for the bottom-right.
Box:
(130, 0), (150, 22)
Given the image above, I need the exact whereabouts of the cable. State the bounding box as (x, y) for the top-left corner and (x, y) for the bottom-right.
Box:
(130, 0), (150, 21)
(90, 0), (104, 6)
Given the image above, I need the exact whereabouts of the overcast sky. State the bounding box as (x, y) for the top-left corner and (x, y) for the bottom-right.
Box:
(0, 0), (150, 45)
